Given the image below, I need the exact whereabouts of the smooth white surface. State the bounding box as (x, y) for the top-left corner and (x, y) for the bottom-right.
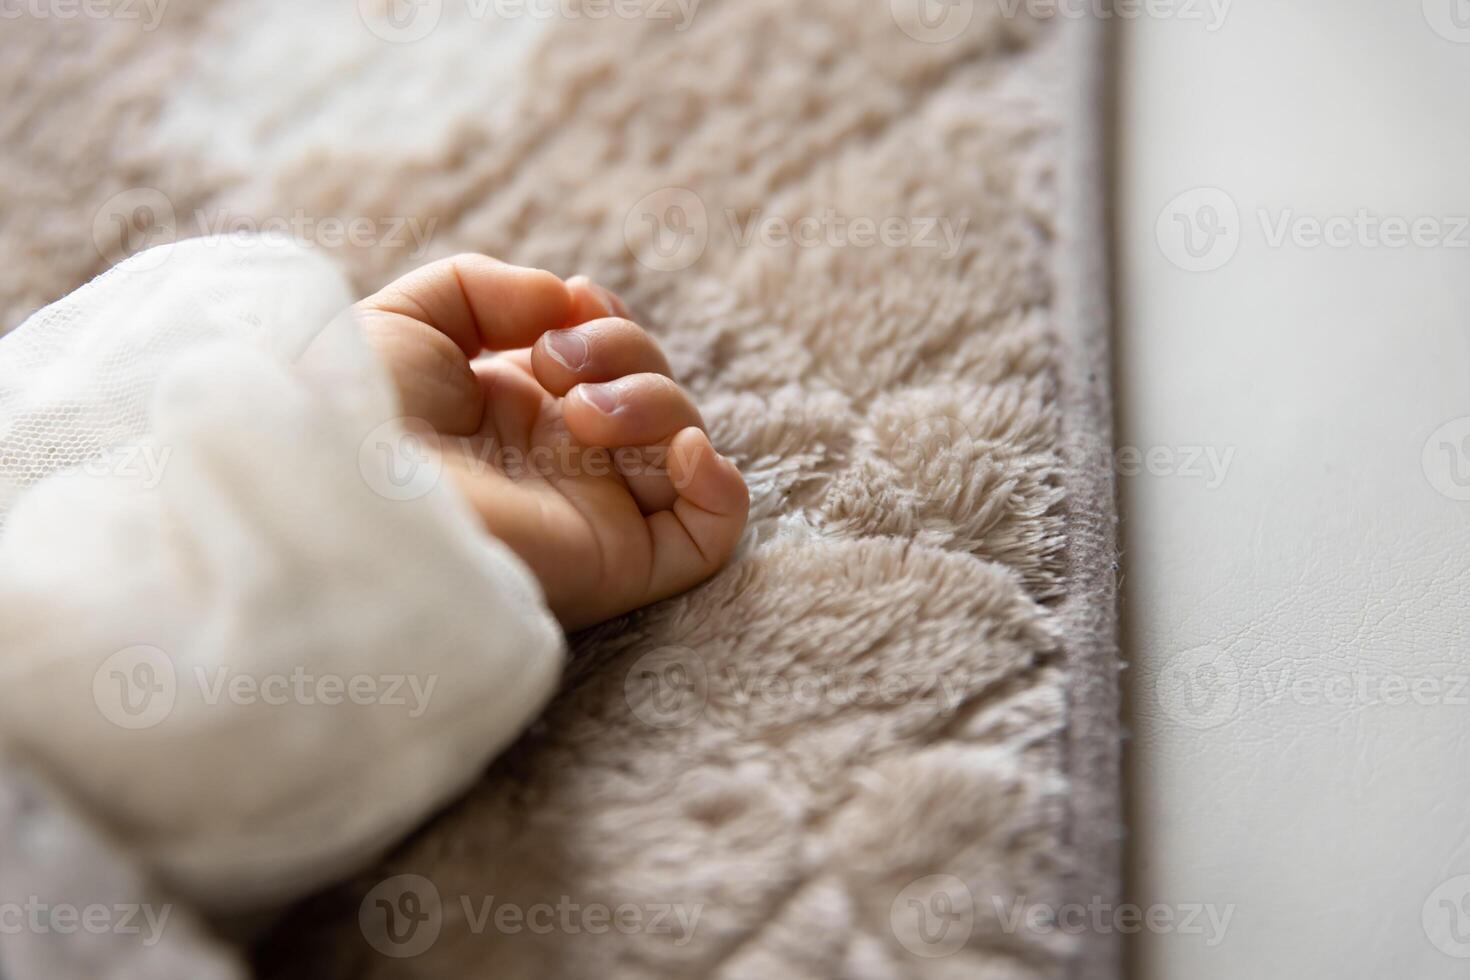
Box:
(1118, 2), (1470, 977)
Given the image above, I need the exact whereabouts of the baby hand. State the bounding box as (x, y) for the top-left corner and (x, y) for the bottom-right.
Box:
(355, 255), (749, 630)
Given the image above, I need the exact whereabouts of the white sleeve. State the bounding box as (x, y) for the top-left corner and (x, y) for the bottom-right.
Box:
(0, 236), (564, 913)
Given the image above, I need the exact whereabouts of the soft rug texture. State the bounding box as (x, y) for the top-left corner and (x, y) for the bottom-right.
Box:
(0, 2), (1119, 978)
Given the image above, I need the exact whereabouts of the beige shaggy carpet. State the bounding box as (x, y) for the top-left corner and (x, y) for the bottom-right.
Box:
(0, 2), (1119, 978)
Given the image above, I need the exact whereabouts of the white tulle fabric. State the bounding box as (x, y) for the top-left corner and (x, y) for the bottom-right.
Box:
(0, 237), (564, 912)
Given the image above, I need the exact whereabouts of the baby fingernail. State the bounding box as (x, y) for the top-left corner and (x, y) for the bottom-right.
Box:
(578, 381), (621, 415)
(591, 282), (625, 318)
(543, 329), (588, 371)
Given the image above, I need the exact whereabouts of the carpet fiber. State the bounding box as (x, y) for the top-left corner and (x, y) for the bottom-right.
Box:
(1, 2), (1119, 977)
